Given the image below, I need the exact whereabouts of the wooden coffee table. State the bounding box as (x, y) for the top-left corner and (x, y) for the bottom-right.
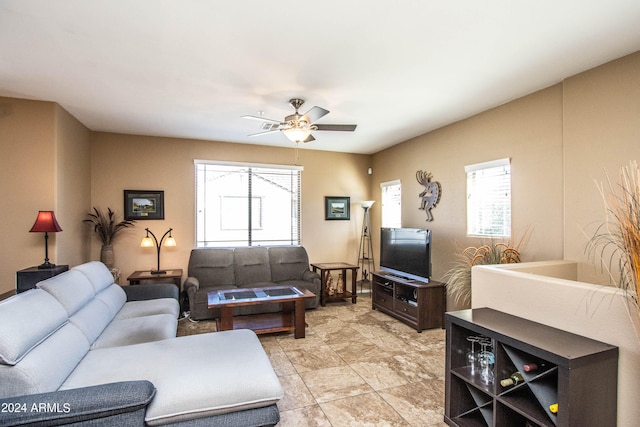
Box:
(207, 285), (316, 339)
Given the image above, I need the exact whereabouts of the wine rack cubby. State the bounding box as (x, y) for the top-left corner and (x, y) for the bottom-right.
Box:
(445, 308), (618, 427)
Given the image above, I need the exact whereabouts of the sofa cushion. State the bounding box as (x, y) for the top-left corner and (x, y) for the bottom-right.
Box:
(94, 284), (128, 318)
(188, 248), (236, 287)
(69, 297), (115, 344)
(60, 330), (283, 426)
(38, 270), (95, 316)
(115, 298), (179, 320)
(0, 323), (90, 398)
(0, 289), (68, 365)
(72, 261), (115, 293)
(234, 247), (271, 286)
(268, 246), (310, 282)
(90, 313), (178, 349)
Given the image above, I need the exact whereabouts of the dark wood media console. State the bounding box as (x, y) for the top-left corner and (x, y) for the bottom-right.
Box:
(371, 271), (446, 332)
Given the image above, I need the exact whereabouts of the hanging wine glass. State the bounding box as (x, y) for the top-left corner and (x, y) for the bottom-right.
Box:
(466, 335), (481, 376)
(479, 338), (495, 386)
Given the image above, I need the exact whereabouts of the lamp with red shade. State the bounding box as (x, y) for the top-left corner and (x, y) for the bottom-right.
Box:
(29, 210), (63, 269)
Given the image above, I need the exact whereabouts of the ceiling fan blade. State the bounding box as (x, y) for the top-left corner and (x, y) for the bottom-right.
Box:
(314, 124), (357, 132)
(303, 134), (316, 143)
(241, 115), (282, 125)
(303, 106), (330, 123)
(248, 129), (281, 137)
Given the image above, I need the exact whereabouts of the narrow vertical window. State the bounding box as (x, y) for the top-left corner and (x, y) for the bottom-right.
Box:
(466, 158), (511, 237)
(380, 180), (402, 228)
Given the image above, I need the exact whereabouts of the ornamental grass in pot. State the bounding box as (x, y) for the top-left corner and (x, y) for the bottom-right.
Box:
(586, 160), (640, 322)
(83, 207), (135, 268)
(444, 231), (529, 307)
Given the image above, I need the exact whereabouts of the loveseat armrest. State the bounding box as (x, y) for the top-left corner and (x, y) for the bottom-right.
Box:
(123, 283), (179, 302)
(183, 276), (200, 292)
(0, 381), (155, 427)
(302, 269), (321, 283)
(183, 276), (200, 300)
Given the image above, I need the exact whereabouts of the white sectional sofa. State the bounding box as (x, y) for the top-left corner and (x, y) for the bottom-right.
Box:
(0, 261), (283, 426)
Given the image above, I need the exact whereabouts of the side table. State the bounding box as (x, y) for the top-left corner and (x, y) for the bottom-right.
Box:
(16, 265), (69, 293)
(310, 262), (359, 306)
(127, 269), (183, 289)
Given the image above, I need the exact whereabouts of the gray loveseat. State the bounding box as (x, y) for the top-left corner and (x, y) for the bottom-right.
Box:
(0, 261), (283, 426)
(184, 246), (321, 320)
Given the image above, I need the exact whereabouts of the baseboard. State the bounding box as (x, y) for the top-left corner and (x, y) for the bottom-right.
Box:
(0, 289), (16, 301)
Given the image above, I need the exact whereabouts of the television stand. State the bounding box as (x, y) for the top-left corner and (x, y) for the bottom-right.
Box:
(384, 273), (430, 284)
(371, 271), (445, 332)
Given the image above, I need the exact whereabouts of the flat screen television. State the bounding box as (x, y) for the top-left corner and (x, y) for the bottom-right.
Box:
(380, 227), (431, 282)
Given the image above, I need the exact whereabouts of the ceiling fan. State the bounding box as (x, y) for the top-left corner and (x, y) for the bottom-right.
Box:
(242, 98), (357, 143)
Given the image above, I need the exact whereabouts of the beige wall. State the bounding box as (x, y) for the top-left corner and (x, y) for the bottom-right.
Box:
(55, 105), (92, 268)
(371, 50), (640, 309)
(371, 85), (564, 289)
(0, 98), (57, 294)
(88, 133), (371, 284)
(0, 97), (91, 295)
(2, 49), (639, 300)
(563, 52), (640, 284)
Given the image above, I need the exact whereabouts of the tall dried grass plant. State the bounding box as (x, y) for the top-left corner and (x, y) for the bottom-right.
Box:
(83, 207), (135, 245)
(444, 231), (529, 307)
(586, 161), (640, 311)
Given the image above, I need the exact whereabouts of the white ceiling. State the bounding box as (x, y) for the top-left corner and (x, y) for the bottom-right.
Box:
(1, 1), (640, 154)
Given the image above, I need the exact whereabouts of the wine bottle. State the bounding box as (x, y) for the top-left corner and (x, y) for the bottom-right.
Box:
(549, 403), (558, 414)
(500, 372), (524, 387)
(523, 362), (546, 372)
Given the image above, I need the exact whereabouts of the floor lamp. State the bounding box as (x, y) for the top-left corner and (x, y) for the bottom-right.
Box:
(357, 201), (375, 294)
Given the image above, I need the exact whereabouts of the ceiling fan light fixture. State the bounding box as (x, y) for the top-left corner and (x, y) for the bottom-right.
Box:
(283, 126), (311, 143)
(242, 98), (356, 143)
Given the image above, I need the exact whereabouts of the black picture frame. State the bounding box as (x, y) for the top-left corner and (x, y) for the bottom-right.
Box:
(124, 190), (164, 220)
(325, 196), (350, 220)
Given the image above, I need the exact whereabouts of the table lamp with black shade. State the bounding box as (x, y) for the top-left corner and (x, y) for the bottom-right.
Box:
(29, 210), (63, 269)
(141, 228), (176, 274)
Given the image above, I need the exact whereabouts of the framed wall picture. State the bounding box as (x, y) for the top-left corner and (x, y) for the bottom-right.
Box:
(124, 190), (164, 220)
(325, 196), (350, 220)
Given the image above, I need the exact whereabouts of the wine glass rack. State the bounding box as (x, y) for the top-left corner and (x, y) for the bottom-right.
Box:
(445, 308), (618, 427)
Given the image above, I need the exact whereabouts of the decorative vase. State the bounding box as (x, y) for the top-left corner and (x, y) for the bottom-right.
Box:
(336, 274), (344, 294)
(326, 274), (335, 296)
(101, 244), (114, 268)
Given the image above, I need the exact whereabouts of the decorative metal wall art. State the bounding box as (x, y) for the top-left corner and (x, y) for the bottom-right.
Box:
(416, 171), (441, 221)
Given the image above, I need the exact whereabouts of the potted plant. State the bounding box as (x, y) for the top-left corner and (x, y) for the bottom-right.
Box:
(444, 232), (528, 307)
(587, 160), (640, 318)
(83, 207), (135, 268)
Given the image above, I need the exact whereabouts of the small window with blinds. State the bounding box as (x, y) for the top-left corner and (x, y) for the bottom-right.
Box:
(195, 160), (302, 247)
(380, 179), (402, 228)
(465, 158), (511, 237)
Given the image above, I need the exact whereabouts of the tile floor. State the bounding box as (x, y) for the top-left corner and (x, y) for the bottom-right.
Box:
(178, 296), (447, 427)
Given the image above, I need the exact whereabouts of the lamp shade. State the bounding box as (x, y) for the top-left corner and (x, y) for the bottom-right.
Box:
(141, 236), (154, 247)
(29, 211), (63, 233)
(360, 201), (375, 209)
(283, 127), (311, 143)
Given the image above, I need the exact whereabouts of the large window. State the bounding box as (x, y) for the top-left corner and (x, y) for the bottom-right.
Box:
(466, 158), (511, 237)
(380, 179), (402, 228)
(195, 160), (302, 246)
